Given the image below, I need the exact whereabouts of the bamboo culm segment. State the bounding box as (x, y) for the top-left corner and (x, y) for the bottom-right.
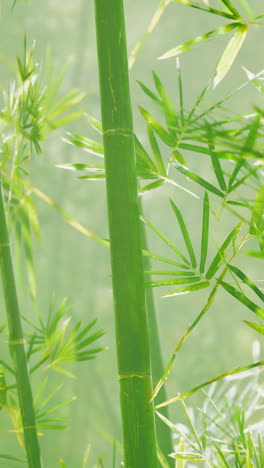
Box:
(0, 182), (42, 468)
(94, 0), (158, 466)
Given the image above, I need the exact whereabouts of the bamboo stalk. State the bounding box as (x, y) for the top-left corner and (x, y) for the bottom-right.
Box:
(94, 1), (158, 466)
(0, 182), (42, 468)
(140, 203), (174, 466)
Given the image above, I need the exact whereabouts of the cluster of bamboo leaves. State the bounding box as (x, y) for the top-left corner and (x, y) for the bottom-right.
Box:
(0, 40), (105, 465)
(157, 362), (264, 467)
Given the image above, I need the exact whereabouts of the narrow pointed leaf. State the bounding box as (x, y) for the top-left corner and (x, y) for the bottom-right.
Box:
(220, 0), (241, 17)
(141, 216), (191, 265)
(85, 113), (103, 133)
(172, 0), (237, 19)
(147, 126), (166, 176)
(250, 184), (264, 235)
(139, 106), (177, 146)
(206, 223), (242, 279)
(152, 71), (179, 130)
(220, 281), (264, 319)
(145, 276), (201, 288)
(144, 270), (195, 276)
(159, 23), (238, 60)
(162, 281), (210, 297)
(200, 192), (210, 273)
(206, 123), (227, 191)
(137, 80), (162, 106)
(170, 199), (197, 268)
(155, 360), (264, 408)
(228, 264), (264, 302)
(142, 249), (191, 270)
(64, 133), (104, 157)
(174, 163), (225, 198)
(214, 23), (248, 88)
(243, 321), (264, 336)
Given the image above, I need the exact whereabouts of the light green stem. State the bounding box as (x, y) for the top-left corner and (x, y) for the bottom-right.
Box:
(94, 1), (158, 466)
(0, 182), (42, 468)
(140, 200), (174, 466)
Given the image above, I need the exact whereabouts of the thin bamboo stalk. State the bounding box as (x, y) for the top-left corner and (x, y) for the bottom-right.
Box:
(0, 182), (42, 468)
(140, 203), (174, 466)
(94, 1), (158, 466)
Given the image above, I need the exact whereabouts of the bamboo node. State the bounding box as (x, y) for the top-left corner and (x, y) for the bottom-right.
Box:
(9, 338), (25, 345)
(104, 128), (134, 136)
(119, 372), (150, 380)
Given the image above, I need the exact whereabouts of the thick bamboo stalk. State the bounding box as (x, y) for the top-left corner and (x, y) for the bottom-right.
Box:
(0, 182), (42, 468)
(94, 1), (158, 466)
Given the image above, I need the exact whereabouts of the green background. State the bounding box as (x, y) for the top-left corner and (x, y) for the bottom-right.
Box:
(0, 0), (263, 465)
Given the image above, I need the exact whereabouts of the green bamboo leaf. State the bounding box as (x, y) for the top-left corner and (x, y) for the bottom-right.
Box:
(141, 216), (191, 265)
(64, 133), (104, 157)
(152, 71), (179, 130)
(48, 111), (83, 129)
(162, 281), (210, 297)
(220, 281), (264, 319)
(170, 199), (197, 268)
(200, 192), (210, 273)
(171, 453), (205, 462)
(172, 0), (237, 19)
(146, 276), (201, 288)
(0, 454), (26, 463)
(139, 180), (165, 193)
(214, 23), (248, 88)
(158, 23), (238, 60)
(139, 106), (177, 146)
(237, 0), (255, 18)
(78, 174), (106, 180)
(219, 0), (241, 18)
(228, 264), (264, 302)
(142, 249), (191, 270)
(147, 126), (166, 176)
(250, 184), (264, 235)
(85, 113), (103, 133)
(57, 163), (105, 173)
(244, 321), (264, 336)
(176, 57), (184, 125)
(205, 123), (227, 191)
(135, 136), (158, 174)
(145, 270), (195, 276)
(174, 162), (225, 198)
(178, 142), (211, 157)
(245, 250), (264, 259)
(155, 360), (264, 408)
(171, 150), (187, 167)
(206, 223), (242, 280)
(137, 80), (162, 106)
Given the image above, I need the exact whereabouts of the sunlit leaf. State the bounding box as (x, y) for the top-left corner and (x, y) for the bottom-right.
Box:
(243, 321), (264, 336)
(162, 281), (210, 297)
(155, 359), (264, 408)
(158, 23), (238, 60)
(214, 23), (248, 87)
